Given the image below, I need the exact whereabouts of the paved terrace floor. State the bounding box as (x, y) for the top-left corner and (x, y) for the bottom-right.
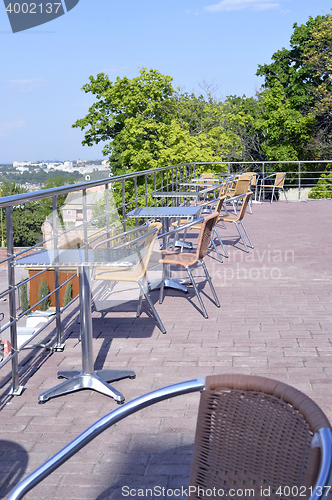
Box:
(0, 199), (331, 500)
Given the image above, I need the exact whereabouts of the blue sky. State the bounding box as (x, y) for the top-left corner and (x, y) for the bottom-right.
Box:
(0, 0), (330, 163)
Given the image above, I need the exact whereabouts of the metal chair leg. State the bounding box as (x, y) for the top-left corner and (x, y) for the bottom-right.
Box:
(239, 221), (254, 249)
(159, 264), (166, 304)
(137, 286), (143, 317)
(186, 266), (208, 319)
(138, 280), (166, 334)
(283, 188), (288, 202)
(201, 259), (220, 308)
(234, 221), (249, 252)
(210, 236), (223, 263)
(213, 227), (228, 258)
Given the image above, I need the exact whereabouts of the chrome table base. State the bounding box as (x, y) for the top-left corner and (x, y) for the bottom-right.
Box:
(38, 369), (136, 404)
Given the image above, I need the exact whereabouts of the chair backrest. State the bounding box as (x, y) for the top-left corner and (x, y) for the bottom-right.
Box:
(246, 171), (257, 187)
(232, 178), (250, 196)
(217, 181), (230, 198)
(114, 227), (158, 276)
(236, 191), (253, 221)
(215, 195), (226, 214)
(196, 212), (219, 260)
(93, 228), (158, 282)
(275, 172), (286, 189)
(200, 173), (217, 190)
(189, 374), (331, 499)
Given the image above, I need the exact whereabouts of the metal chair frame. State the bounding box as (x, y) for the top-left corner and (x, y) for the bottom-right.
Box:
(7, 375), (332, 500)
(158, 213), (221, 319)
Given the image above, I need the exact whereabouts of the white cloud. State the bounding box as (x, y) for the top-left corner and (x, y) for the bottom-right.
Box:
(205, 0), (280, 12)
(0, 121), (26, 137)
(8, 79), (47, 93)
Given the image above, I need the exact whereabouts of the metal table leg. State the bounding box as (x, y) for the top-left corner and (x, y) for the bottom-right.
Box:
(38, 266), (135, 404)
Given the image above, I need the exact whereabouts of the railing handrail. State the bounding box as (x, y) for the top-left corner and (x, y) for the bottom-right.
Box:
(0, 162), (194, 208)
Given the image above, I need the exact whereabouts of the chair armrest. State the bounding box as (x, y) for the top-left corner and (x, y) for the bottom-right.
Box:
(158, 217), (205, 240)
(260, 173), (276, 182)
(93, 225), (150, 249)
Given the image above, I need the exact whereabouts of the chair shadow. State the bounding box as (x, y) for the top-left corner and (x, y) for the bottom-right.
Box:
(0, 440), (29, 499)
(95, 443), (194, 500)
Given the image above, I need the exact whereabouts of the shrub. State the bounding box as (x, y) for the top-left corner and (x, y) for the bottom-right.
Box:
(38, 277), (50, 311)
(309, 169), (332, 199)
(63, 282), (72, 307)
(20, 280), (30, 315)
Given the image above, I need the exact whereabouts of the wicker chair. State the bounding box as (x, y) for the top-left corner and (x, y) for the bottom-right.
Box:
(159, 212), (221, 318)
(171, 196), (229, 262)
(8, 374), (332, 500)
(219, 191), (254, 253)
(92, 227), (166, 333)
(259, 172), (288, 203)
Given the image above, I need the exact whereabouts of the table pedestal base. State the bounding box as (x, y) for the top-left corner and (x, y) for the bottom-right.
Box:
(38, 369), (136, 405)
(149, 277), (191, 293)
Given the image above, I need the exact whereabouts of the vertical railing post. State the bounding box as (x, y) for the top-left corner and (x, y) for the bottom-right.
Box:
(6, 206), (22, 395)
(122, 179), (126, 231)
(105, 183), (110, 246)
(298, 162), (301, 201)
(82, 188), (88, 246)
(262, 162), (265, 201)
(134, 178), (137, 209)
(52, 196), (63, 350)
(145, 174), (148, 207)
(154, 172), (156, 207)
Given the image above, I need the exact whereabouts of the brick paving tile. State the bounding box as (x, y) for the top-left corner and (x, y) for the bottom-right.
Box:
(1, 199), (332, 499)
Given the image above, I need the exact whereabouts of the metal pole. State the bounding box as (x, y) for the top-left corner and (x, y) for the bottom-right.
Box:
(145, 174), (148, 207)
(154, 173), (156, 207)
(122, 180), (126, 231)
(105, 183), (110, 246)
(298, 162), (301, 201)
(134, 178), (137, 208)
(6, 207), (23, 395)
(52, 196), (64, 350)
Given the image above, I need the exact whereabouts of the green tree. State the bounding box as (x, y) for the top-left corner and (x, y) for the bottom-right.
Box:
(38, 277), (50, 311)
(73, 68), (242, 174)
(1, 180), (47, 246)
(256, 13), (332, 158)
(252, 82), (314, 161)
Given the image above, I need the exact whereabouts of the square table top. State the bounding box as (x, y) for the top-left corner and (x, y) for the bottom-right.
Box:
(127, 206), (201, 219)
(13, 247), (142, 268)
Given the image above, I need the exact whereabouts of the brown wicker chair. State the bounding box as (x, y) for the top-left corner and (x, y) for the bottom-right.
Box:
(219, 191), (254, 253)
(259, 172), (288, 203)
(9, 374), (332, 500)
(171, 196), (229, 262)
(159, 212), (221, 318)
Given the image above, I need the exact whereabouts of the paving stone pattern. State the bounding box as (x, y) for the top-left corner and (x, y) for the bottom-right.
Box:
(0, 199), (331, 499)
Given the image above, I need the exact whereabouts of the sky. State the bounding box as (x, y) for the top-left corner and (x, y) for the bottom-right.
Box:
(0, 0), (331, 164)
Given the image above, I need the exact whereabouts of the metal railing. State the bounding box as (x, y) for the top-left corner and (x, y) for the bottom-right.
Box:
(0, 159), (331, 395)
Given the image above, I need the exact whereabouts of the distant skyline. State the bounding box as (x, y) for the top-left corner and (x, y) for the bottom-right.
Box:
(1, 0), (330, 163)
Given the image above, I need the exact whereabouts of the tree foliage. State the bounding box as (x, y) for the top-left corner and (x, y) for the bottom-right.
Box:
(73, 68), (243, 173)
(256, 13), (332, 159)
